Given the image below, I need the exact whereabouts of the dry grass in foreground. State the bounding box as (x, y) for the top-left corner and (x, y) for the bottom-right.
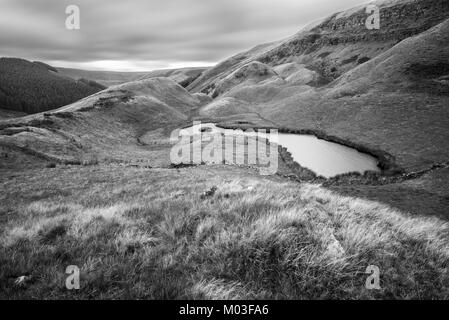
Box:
(0, 165), (448, 299)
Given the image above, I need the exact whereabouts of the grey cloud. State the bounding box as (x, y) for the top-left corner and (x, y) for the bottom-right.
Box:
(0, 0), (368, 70)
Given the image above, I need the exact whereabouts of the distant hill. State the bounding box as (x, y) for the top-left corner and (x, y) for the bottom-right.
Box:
(137, 67), (208, 88)
(0, 58), (105, 114)
(57, 66), (208, 88)
(56, 68), (149, 87)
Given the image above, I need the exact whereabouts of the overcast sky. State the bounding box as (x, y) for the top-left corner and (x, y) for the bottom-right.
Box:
(0, 0), (369, 71)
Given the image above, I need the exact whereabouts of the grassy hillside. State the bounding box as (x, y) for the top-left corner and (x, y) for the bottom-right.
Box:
(188, 0), (449, 94)
(209, 61), (284, 98)
(232, 19), (449, 172)
(1, 71), (448, 299)
(58, 67), (207, 88)
(1, 165), (448, 299)
(187, 42), (281, 95)
(137, 67), (208, 88)
(0, 78), (208, 168)
(1, 0), (448, 300)
(193, 2), (449, 173)
(0, 108), (26, 120)
(0, 58), (105, 114)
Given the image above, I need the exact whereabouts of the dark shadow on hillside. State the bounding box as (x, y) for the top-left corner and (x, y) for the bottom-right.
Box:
(330, 168), (449, 220)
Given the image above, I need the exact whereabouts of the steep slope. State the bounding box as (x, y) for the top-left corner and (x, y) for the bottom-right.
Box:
(189, 0), (449, 95)
(0, 58), (105, 114)
(0, 78), (204, 168)
(328, 18), (449, 97)
(195, 0), (449, 173)
(212, 18), (449, 172)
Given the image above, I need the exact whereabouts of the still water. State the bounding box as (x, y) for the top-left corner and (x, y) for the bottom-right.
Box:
(179, 123), (380, 178)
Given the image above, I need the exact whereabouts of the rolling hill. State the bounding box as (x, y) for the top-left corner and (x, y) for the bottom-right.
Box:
(1, 0), (447, 176)
(136, 67), (208, 88)
(1, 0), (449, 299)
(1, 0), (448, 178)
(0, 58), (106, 115)
(0, 78), (207, 168)
(56, 68), (150, 87)
(57, 66), (208, 88)
(188, 0), (449, 95)
(192, 0), (449, 173)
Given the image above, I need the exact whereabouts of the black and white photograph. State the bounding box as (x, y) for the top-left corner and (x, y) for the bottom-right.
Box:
(0, 0), (448, 304)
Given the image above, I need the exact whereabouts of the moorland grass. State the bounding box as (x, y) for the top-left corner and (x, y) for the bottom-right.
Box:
(0, 165), (448, 299)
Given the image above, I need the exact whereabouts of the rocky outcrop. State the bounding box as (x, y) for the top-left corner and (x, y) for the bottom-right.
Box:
(259, 0), (449, 65)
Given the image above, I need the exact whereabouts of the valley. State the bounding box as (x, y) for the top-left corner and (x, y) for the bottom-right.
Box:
(1, 0), (448, 300)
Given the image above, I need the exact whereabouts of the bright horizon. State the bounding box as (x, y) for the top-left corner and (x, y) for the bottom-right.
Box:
(0, 0), (370, 72)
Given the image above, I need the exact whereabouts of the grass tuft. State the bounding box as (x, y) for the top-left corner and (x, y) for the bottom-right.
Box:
(0, 166), (448, 299)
